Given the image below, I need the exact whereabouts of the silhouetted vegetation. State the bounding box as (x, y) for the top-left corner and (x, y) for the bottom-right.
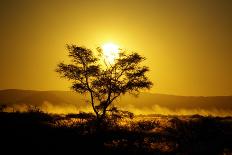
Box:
(56, 45), (152, 120)
(0, 110), (231, 154)
(0, 104), (7, 112)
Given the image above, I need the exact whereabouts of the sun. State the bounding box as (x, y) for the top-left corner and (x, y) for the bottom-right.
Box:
(102, 43), (119, 64)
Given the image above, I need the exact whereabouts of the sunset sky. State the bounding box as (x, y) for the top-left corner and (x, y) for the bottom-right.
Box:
(0, 0), (231, 96)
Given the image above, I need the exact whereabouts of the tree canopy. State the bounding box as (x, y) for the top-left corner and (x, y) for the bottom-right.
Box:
(56, 44), (153, 119)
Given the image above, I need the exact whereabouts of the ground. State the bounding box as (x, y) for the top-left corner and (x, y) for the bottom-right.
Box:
(0, 112), (232, 155)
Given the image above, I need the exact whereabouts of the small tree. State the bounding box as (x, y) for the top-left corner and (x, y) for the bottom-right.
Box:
(56, 44), (153, 120)
(0, 104), (7, 112)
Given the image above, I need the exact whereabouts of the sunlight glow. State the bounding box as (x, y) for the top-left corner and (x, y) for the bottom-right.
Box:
(102, 43), (119, 64)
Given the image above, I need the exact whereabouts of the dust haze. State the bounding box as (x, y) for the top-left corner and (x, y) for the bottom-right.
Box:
(1, 90), (232, 116)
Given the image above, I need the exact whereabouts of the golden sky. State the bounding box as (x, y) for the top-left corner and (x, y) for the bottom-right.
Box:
(0, 0), (231, 96)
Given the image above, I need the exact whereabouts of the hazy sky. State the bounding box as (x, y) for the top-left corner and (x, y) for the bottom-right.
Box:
(0, 0), (231, 96)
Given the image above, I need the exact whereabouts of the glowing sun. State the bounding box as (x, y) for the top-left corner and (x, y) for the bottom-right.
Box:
(102, 43), (119, 64)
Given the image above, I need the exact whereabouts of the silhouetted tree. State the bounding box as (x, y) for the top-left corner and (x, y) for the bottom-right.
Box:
(0, 104), (7, 112)
(56, 44), (153, 120)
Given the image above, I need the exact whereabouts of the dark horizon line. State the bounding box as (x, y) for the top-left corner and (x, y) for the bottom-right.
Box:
(0, 88), (231, 98)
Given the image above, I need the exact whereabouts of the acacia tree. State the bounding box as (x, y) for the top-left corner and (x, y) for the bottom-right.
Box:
(56, 45), (153, 120)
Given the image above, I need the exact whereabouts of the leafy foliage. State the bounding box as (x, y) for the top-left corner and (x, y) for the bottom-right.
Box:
(56, 45), (153, 119)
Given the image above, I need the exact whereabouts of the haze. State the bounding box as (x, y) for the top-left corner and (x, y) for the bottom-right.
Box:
(0, 0), (232, 96)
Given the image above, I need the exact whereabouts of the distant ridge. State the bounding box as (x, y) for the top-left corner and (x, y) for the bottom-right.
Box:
(0, 89), (232, 115)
